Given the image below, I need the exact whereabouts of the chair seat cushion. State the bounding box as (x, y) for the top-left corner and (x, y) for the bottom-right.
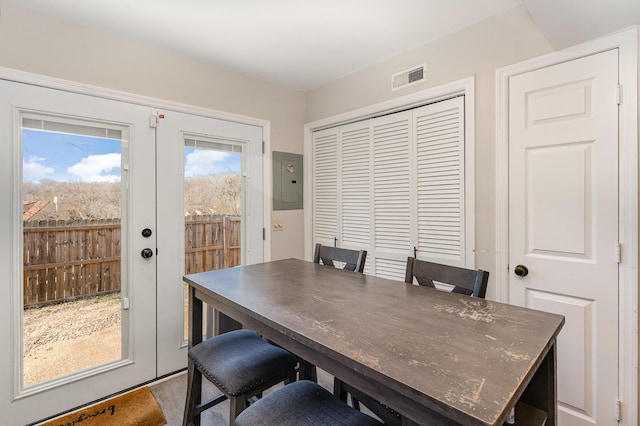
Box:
(188, 329), (297, 396)
(235, 380), (383, 426)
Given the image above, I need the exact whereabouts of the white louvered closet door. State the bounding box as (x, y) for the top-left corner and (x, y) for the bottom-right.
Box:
(340, 121), (373, 272)
(312, 128), (339, 247)
(371, 111), (413, 279)
(311, 96), (466, 280)
(414, 97), (465, 266)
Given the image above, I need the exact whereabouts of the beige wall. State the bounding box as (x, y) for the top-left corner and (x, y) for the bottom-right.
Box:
(7, 5), (629, 297)
(0, 2), (307, 261)
(305, 5), (554, 300)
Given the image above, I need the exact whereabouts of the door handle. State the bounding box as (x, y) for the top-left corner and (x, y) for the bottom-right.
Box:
(514, 264), (528, 277)
(141, 248), (154, 259)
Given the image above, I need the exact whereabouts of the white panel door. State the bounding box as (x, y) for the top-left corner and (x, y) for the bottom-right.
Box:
(509, 49), (619, 426)
(0, 80), (156, 425)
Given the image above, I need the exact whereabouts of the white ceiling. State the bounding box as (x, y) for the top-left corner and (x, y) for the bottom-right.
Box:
(5, 0), (639, 91)
(522, 0), (640, 50)
(5, 0), (522, 91)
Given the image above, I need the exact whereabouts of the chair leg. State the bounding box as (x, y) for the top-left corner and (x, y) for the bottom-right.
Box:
(248, 392), (262, 406)
(183, 360), (202, 426)
(333, 378), (348, 403)
(351, 395), (361, 410)
(229, 394), (248, 426)
(334, 378), (360, 410)
(298, 359), (317, 382)
(286, 368), (297, 384)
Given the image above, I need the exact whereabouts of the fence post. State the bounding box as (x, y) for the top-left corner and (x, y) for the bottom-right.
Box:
(223, 216), (229, 269)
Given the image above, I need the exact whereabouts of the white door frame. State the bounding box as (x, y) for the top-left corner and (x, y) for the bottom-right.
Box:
(0, 66), (272, 262)
(496, 27), (638, 425)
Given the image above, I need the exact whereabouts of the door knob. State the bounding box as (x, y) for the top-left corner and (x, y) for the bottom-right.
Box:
(141, 248), (154, 259)
(514, 264), (528, 277)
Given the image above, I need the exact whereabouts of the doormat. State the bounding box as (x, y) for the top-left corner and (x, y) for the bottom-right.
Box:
(38, 387), (166, 426)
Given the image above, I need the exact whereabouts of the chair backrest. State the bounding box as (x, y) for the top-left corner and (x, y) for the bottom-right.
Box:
(313, 244), (367, 273)
(404, 257), (489, 298)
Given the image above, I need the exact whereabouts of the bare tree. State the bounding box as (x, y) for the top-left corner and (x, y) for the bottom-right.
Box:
(184, 174), (241, 216)
(23, 172), (241, 222)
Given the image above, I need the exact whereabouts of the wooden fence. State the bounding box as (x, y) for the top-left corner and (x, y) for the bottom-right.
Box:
(23, 215), (240, 307)
(184, 215), (241, 274)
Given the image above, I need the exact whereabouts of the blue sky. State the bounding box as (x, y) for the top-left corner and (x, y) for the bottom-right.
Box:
(183, 147), (241, 178)
(22, 130), (241, 183)
(23, 130), (121, 183)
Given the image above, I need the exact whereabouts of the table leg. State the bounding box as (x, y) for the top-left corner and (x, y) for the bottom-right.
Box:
(519, 341), (557, 426)
(188, 286), (204, 348)
(183, 286), (204, 426)
(214, 309), (243, 335)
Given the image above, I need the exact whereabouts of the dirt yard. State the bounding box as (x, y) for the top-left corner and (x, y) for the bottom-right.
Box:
(23, 294), (121, 387)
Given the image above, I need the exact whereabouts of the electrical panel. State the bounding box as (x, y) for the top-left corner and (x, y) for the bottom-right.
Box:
(273, 151), (303, 210)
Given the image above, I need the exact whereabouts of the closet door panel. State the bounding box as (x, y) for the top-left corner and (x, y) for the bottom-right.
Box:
(340, 123), (372, 241)
(372, 111), (413, 279)
(312, 128), (339, 247)
(339, 122), (373, 273)
(414, 97), (465, 266)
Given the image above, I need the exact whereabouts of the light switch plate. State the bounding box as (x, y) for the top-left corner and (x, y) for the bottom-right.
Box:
(272, 218), (284, 231)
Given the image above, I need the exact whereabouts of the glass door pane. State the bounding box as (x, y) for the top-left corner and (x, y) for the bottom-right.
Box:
(183, 136), (244, 339)
(21, 114), (127, 387)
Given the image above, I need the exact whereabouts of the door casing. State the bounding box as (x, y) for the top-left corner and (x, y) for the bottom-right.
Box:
(496, 27), (638, 426)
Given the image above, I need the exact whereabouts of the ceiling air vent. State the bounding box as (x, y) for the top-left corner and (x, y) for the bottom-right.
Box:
(391, 64), (425, 91)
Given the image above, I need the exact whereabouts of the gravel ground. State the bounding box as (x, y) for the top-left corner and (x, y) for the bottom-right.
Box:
(23, 294), (121, 386)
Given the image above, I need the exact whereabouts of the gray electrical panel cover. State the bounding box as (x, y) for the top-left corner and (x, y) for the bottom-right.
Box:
(273, 151), (303, 210)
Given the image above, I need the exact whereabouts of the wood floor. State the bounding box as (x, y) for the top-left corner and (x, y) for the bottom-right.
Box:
(149, 368), (338, 426)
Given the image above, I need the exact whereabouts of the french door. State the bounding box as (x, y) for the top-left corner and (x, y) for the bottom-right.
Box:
(0, 79), (157, 425)
(155, 109), (264, 375)
(0, 78), (264, 425)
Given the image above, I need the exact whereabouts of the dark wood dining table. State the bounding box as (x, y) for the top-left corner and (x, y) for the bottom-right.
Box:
(184, 258), (564, 426)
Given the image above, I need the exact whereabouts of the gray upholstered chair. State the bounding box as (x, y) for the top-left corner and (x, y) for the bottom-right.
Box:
(234, 380), (382, 426)
(183, 329), (298, 426)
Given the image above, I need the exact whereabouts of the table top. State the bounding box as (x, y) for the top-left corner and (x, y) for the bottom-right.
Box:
(184, 258), (564, 425)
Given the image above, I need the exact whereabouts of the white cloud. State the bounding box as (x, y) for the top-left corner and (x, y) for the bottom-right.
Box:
(184, 149), (231, 178)
(23, 155), (54, 182)
(67, 153), (121, 183)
